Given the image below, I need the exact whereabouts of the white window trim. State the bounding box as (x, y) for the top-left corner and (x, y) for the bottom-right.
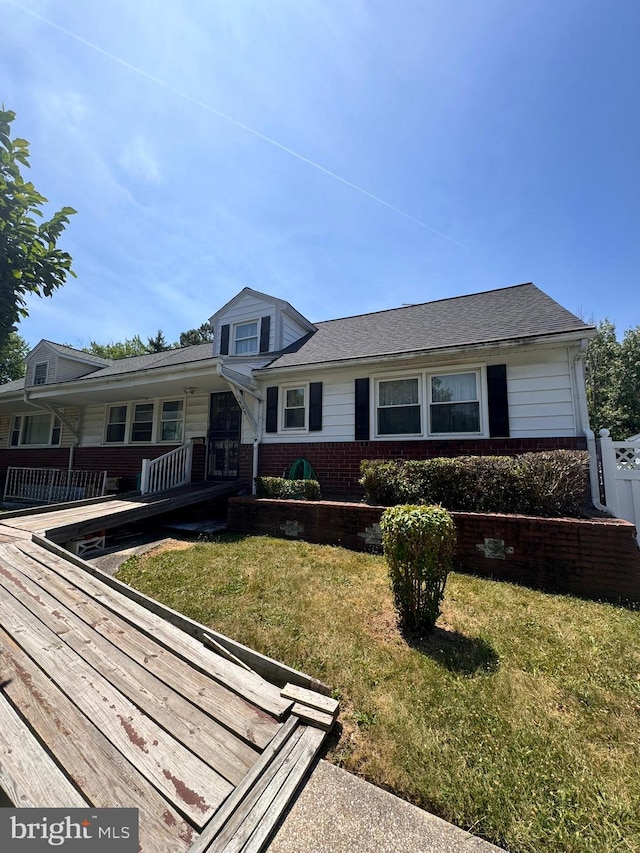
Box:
(232, 319), (259, 356)
(103, 397), (186, 445)
(281, 384), (308, 432)
(374, 374), (424, 439)
(427, 368), (486, 438)
(10, 412), (61, 447)
(33, 360), (49, 386)
(371, 366), (490, 440)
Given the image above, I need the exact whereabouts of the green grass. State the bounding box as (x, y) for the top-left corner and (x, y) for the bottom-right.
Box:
(117, 535), (640, 853)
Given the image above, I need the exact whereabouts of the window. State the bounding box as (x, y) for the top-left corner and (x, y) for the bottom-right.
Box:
(104, 399), (185, 444)
(130, 403), (154, 442)
(430, 372), (480, 434)
(105, 405), (127, 443)
(10, 414), (61, 446)
(284, 387), (306, 429)
(33, 362), (48, 385)
(377, 377), (421, 435)
(234, 322), (258, 355)
(160, 400), (184, 442)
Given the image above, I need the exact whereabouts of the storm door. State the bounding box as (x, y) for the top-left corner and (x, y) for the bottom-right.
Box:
(207, 391), (241, 479)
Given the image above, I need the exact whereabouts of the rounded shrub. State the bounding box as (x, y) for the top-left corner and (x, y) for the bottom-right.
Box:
(380, 504), (456, 635)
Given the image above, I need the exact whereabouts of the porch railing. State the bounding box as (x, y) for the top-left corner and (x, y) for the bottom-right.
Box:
(140, 442), (193, 495)
(3, 467), (108, 504)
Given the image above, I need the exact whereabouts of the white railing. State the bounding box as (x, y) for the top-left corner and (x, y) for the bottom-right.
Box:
(140, 442), (193, 495)
(3, 467), (108, 504)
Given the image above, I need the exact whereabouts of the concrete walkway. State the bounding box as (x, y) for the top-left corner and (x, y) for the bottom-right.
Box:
(269, 760), (505, 853)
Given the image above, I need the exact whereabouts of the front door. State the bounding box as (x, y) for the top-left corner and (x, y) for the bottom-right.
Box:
(207, 391), (241, 479)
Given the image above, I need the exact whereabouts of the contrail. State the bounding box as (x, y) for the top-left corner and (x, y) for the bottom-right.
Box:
(6, 0), (466, 248)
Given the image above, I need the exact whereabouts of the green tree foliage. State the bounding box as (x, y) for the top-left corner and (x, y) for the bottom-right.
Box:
(178, 323), (214, 347)
(147, 329), (170, 353)
(585, 320), (640, 438)
(0, 331), (28, 384)
(83, 335), (150, 360)
(0, 109), (76, 348)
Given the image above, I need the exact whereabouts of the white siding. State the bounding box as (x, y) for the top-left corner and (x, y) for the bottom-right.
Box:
(0, 414), (10, 448)
(503, 350), (576, 437)
(214, 294), (276, 356)
(282, 315), (308, 348)
(56, 358), (102, 383)
(81, 405), (106, 446)
(185, 394), (209, 439)
(258, 347), (581, 444)
(59, 406), (80, 448)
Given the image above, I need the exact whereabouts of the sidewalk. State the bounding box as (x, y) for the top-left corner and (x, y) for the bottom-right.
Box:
(269, 760), (505, 853)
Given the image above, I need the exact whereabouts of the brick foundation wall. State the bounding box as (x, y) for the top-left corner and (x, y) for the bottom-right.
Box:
(228, 497), (640, 602)
(257, 437), (588, 498)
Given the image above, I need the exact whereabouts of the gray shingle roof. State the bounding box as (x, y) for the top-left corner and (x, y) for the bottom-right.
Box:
(75, 343), (214, 381)
(263, 284), (594, 370)
(41, 342), (112, 366)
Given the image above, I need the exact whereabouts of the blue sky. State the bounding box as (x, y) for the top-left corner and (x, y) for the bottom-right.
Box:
(2, 0), (639, 350)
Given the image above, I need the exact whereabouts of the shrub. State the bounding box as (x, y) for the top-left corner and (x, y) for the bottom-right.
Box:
(255, 476), (321, 501)
(360, 451), (589, 517)
(380, 504), (456, 635)
(359, 460), (401, 505)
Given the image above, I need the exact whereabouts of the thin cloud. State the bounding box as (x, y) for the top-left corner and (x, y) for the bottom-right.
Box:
(119, 135), (162, 185)
(7, 0), (466, 249)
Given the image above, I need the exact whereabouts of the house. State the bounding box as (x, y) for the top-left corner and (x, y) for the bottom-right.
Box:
(0, 283), (596, 499)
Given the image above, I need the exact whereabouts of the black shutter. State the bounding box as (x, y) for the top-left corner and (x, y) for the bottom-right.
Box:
(266, 386), (278, 433)
(220, 324), (230, 356)
(309, 382), (323, 431)
(487, 364), (510, 437)
(355, 378), (370, 440)
(259, 316), (271, 353)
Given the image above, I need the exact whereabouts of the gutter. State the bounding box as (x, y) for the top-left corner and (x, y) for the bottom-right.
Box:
(256, 330), (598, 377)
(572, 340), (611, 514)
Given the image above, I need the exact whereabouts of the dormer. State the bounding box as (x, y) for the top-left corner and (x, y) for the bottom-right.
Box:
(24, 341), (111, 387)
(209, 288), (316, 359)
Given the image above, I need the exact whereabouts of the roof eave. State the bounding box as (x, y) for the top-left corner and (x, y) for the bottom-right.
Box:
(256, 328), (596, 376)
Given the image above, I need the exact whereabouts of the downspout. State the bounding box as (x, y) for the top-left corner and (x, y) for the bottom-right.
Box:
(573, 340), (610, 513)
(216, 362), (262, 492)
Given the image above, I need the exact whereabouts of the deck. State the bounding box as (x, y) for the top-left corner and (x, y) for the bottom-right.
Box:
(0, 481), (241, 543)
(0, 488), (338, 851)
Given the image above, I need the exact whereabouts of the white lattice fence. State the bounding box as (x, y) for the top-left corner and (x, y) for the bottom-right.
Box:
(599, 431), (640, 544)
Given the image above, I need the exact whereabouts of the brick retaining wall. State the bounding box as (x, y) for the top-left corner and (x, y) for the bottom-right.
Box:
(257, 437), (588, 498)
(228, 497), (640, 602)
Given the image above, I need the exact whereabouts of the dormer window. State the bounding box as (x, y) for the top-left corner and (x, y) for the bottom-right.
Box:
(234, 321), (258, 355)
(33, 362), (48, 385)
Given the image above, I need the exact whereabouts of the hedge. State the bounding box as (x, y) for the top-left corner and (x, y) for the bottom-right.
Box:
(255, 476), (322, 501)
(360, 451), (590, 517)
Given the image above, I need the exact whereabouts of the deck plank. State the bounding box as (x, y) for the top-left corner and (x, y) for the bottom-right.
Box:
(0, 691), (89, 808)
(18, 539), (291, 718)
(1, 545), (261, 786)
(0, 626), (195, 852)
(0, 574), (232, 826)
(12, 544), (279, 750)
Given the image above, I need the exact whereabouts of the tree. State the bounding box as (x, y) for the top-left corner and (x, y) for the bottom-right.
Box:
(0, 331), (28, 384)
(178, 323), (214, 347)
(585, 319), (640, 439)
(84, 335), (150, 360)
(0, 109), (76, 348)
(146, 329), (171, 353)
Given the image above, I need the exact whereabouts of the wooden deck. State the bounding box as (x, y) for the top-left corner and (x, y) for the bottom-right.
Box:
(0, 481), (241, 543)
(0, 490), (338, 851)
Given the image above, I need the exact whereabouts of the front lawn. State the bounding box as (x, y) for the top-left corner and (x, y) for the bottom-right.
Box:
(117, 535), (640, 853)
